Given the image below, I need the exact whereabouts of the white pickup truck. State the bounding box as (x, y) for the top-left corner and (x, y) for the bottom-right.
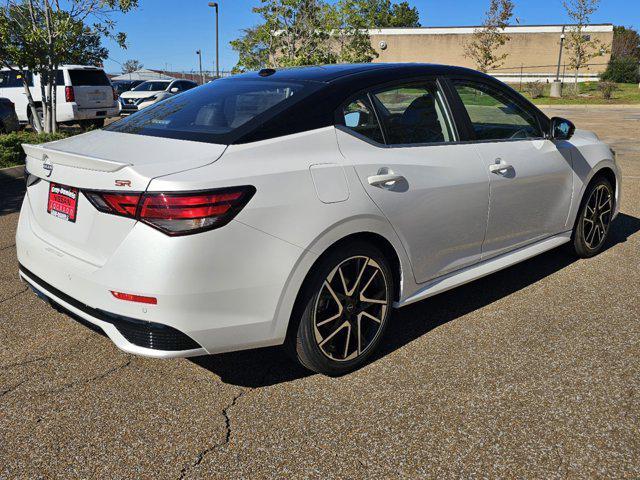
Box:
(0, 65), (119, 129)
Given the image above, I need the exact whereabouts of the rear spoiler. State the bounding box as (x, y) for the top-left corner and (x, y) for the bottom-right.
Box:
(22, 143), (131, 173)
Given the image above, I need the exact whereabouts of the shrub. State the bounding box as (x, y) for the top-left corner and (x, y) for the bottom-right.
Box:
(0, 131), (69, 168)
(525, 81), (545, 99)
(602, 56), (640, 83)
(598, 81), (618, 100)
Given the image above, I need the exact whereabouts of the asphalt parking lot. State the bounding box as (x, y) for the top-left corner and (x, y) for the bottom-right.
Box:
(1, 106), (639, 478)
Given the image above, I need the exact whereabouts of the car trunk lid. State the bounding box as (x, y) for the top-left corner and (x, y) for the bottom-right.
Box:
(23, 130), (227, 266)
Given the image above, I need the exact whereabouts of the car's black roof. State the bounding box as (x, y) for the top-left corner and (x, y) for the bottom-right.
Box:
(235, 63), (487, 83)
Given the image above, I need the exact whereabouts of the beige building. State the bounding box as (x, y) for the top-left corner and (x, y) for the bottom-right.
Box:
(368, 24), (614, 83)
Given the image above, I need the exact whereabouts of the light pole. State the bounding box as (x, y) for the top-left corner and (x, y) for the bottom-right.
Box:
(551, 25), (566, 98)
(208, 2), (219, 79)
(196, 49), (204, 84)
(555, 25), (566, 82)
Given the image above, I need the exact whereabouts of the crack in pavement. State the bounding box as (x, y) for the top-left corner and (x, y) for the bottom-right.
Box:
(177, 364), (277, 479)
(42, 357), (133, 396)
(1, 355), (54, 370)
(0, 286), (28, 305)
(0, 243), (16, 251)
(0, 379), (27, 399)
(177, 387), (250, 480)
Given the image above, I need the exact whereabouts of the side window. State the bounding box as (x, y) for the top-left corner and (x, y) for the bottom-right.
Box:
(371, 83), (454, 145)
(5, 71), (33, 88)
(453, 80), (542, 140)
(0, 71), (8, 87)
(341, 96), (384, 144)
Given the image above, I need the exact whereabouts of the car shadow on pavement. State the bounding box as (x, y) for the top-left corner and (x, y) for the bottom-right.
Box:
(191, 212), (640, 388)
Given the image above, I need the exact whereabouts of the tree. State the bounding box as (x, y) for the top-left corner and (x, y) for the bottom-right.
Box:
(464, 0), (515, 73)
(562, 0), (608, 93)
(359, 0), (421, 28)
(602, 26), (640, 84)
(329, 0), (379, 64)
(231, 0), (421, 72)
(229, 26), (272, 73)
(0, 0), (137, 133)
(122, 59), (143, 74)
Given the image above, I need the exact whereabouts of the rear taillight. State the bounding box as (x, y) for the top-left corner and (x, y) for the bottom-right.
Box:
(65, 86), (75, 103)
(84, 191), (141, 217)
(84, 186), (255, 236)
(112, 87), (118, 101)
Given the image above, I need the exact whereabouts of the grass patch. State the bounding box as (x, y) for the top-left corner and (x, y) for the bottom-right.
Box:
(0, 131), (71, 168)
(512, 82), (640, 105)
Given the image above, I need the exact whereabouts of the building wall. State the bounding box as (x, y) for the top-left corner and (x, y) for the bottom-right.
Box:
(369, 24), (614, 82)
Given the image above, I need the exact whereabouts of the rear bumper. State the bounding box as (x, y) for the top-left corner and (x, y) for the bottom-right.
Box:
(57, 103), (119, 122)
(19, 265), (206, 358)
(15, 195), (310, 358)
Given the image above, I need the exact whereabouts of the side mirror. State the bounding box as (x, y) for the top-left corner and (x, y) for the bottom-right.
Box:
(344, 111), (361, 127)
(550, 117), (575, 140)
(170, 87), (179, 93)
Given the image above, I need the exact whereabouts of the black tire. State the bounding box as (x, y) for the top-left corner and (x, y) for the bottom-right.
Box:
(288, 241), (394, 376)
(570, 177), (614, 258)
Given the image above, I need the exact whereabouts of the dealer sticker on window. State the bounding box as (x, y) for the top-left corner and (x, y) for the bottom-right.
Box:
(47, 183), (79, 222)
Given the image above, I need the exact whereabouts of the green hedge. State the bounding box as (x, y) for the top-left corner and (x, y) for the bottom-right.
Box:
(0, 131), (69, 168)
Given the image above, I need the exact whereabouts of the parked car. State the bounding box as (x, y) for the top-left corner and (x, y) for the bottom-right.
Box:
(112, 79), (145, 95)
(118, 79), (197, 115)
(0, 97), (19, 133)
(17, 64), (620, 375)
(0, 65), (119, 129)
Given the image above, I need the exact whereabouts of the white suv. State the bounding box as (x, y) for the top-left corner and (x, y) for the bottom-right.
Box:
(0, 65), (119, 129)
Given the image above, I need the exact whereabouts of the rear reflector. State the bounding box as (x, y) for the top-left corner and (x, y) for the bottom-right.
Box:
(111, 291), (157, 305)
(83, 186), (255, 236)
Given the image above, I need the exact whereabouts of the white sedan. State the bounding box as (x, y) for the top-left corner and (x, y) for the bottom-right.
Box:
(17, 64), (620, 375)
(118, 79), (197, 114)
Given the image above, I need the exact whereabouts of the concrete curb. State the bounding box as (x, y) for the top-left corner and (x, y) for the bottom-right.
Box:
(0, 165), (25, 184)
(539, 104), (640, 109)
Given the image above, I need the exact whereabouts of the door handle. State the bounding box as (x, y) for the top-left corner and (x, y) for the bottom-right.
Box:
(489, 159), (513, 174)
(368, 173), (405, 188)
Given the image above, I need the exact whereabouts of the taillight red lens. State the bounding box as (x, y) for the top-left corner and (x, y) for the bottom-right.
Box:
(65, 86), (75, 103)
(139, 187), (255, 235)
(112, 87), (118, 101)
(83, 187), (255, 235)
(84, 191), (142, 217)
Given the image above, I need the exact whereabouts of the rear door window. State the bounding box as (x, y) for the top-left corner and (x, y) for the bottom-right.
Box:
(341, 96), (384, 144)
(68, 69), (111, 86)
(371, 83), (454, 145)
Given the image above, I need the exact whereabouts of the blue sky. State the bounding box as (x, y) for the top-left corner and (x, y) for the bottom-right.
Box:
(102, 0), (640, 74)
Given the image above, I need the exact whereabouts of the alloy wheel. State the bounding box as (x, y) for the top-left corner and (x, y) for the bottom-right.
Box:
(582, 184), (613, 250)
(312, 256), (389, 362)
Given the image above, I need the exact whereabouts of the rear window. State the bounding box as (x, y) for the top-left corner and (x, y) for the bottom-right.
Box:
(68, 69), (110, 86)
(106, 78), (320, 144)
